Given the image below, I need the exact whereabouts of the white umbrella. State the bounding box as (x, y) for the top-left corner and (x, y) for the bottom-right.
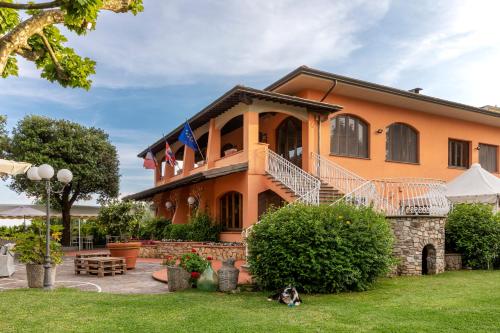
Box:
(0, 159), (31, 176)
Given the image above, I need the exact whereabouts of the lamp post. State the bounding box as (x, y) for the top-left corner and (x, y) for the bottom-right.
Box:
(27, 164), (73, 291)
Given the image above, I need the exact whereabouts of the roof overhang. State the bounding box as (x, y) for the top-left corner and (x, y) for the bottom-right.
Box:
(123, 162), (248, 201)
(138, 85), (342, 157)
(265, 66), (500, 127)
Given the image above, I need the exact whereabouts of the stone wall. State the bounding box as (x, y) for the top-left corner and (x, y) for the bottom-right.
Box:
(445, 253), (462, 271)
(388, 216), (446, 276)
(139, 241), (245, 261)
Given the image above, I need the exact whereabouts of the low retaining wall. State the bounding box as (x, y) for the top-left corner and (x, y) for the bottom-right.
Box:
(139, 241), (245, 261)
(445, 253), (462, 271)
(388, 216), (446, 276)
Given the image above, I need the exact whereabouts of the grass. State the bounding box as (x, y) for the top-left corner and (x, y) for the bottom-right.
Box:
(1, 271), (499, 333)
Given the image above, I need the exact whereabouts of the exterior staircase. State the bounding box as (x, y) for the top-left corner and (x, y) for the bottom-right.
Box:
(319, 182), (342, 204)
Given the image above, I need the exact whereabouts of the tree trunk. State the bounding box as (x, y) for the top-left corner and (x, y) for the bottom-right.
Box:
(61, 202), (72, 246)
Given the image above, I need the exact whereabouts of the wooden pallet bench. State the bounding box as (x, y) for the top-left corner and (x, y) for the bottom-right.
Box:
(74, 256), (127, 277)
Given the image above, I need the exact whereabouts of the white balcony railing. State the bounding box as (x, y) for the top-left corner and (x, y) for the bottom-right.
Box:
(338, 178), (450, 216)
(311, 152), (366, 195)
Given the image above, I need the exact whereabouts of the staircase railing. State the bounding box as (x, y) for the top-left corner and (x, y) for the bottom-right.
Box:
(267, 149), (321, 205)
(337, 178), (450, 216)
(311, 152), (366, 195)
(243, 149), (322, 260)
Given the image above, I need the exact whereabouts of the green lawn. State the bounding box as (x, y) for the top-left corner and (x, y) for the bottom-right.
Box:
(1, 271), (499, 333)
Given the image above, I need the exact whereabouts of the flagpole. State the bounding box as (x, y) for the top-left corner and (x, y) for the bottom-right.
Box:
(163, 133), (179, 167)
(186, 120), (205, 162)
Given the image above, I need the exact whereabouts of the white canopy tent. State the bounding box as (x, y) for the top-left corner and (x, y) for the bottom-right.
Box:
(446, 163), (500, 211)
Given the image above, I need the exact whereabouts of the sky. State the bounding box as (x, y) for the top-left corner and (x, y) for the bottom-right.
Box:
(0, 0), (499, 222)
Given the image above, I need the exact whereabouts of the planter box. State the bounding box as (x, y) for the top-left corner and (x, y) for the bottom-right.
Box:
(26, 264), (57, 288)
(167, 266), (191, 292)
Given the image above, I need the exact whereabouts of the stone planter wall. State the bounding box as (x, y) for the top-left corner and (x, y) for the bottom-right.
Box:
(445, 253), (462, 271)
(139, 241), (245, 260)
(388, 216), (446, 276)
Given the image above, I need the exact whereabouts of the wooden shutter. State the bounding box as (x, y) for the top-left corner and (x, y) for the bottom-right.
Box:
(479, 144), (498, 173)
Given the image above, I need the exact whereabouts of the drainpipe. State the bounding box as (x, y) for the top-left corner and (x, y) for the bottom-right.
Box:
(316, 79), (337, 175)
(316, 114), (321, 176)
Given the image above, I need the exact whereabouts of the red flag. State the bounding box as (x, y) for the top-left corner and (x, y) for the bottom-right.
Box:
(143, 150), (157, 170)
(165, 141), (176, 167)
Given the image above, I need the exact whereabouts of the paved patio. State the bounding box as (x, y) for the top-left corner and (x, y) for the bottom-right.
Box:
(0, 255), (168, 294)
(1, 250), (251, 293)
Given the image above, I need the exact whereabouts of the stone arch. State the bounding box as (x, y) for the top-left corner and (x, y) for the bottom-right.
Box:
(422, 243), (437, 275)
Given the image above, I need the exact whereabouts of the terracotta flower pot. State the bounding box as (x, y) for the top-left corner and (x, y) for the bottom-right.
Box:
(26, 264), (57, 288)
(107, 242), (142, 269)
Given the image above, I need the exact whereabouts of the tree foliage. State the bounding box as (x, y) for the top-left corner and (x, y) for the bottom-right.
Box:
(96, 199), (149, 240)
(248, 203), (395, 293)
(8, 115), (120, 244)
(446, 203), (500, 269)
(0, 0), (143, 89)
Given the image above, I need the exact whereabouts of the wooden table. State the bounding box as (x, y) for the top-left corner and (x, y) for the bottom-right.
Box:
(74, 256), (127, 277)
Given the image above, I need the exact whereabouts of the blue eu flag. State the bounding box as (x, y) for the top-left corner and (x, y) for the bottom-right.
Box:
(178, 122), (198, 152)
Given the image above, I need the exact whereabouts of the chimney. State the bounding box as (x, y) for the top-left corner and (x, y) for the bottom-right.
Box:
(408, 87), (423, 94)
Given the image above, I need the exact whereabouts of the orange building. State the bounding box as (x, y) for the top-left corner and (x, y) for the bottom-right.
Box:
(127, 66), (500, 242)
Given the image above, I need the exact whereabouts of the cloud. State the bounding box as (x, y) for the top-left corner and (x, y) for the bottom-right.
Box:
(378, 0), (500, 86)
(42, 0), (390, 88)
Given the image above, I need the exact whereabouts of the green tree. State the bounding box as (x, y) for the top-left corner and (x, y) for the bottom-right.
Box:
(0, 114), (9, 157)
(96, 199), (148, 240)
(446, 203), (500, 269)
(8, 115), (119, 245)
(0, 0), (143, 89)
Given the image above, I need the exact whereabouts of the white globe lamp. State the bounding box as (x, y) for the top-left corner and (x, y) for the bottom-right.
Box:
(38, 164), (54, 180)
(187, 196), (196, 206)
(56, 169), (73, 184)
(27, 167), (41, 181)
(165, 201), (173, 210)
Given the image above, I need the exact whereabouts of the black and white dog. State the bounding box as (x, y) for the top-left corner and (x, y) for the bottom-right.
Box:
(268, 285), (302, 306)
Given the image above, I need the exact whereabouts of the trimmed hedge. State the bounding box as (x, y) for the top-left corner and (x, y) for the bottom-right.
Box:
(167, 212), (221, 242)
(247, 203), (395, 293)
(446, 203), (500, 269)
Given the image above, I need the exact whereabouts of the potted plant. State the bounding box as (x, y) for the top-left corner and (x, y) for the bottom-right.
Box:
(13, 222), (63, 288)
(163, 255), (190, 292)
(164, 249), (210, 291)
(179, 249), (210, 287)
(97, 200), (149, 269)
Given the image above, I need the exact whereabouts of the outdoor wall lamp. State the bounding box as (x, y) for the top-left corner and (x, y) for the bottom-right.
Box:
(376, 128), (384, 134)
(165, 200), (175, 211)
(27, 164), (73, 291)
(187, 196), (197, 206)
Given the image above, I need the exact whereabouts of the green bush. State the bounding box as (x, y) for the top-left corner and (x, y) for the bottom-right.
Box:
(247, 203), (395, 293)
(165, 212), (221, 241)
(139, 217), (172, 240)
(12, 221), (63, 265)
(446, 204), (500, 269)
(188, 212), (221, 242)
(169, 224), (191, 241)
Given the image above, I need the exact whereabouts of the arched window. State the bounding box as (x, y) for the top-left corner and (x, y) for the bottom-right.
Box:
(386, 123), (419, 163)
(219, 191), (243, 230)
(330, 114), (368, 158)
